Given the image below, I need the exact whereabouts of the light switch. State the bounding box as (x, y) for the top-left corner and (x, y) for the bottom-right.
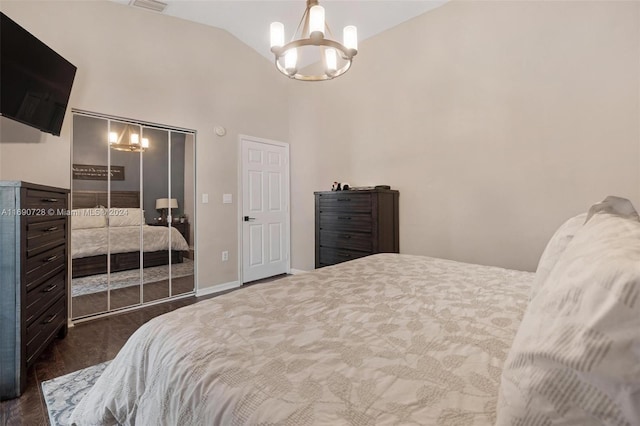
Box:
(223, 193), (232, 204)
(202, 193), (209, 204)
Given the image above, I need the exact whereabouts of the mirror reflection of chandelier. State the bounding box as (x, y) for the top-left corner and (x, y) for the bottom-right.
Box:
(108, 125), (149, 152)
(270, 0), (358, 81)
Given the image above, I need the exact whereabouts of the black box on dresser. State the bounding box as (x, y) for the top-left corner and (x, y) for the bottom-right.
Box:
(0, 181), (69, 400)
(315, 189), (399, 268)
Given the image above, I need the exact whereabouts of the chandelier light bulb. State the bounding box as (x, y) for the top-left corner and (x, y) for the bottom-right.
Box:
(108, 131), (118, 144)
(284, 48), (298, 75)
(309, 5), (325, 37)
(343, 25), (358, 51)
(130, 133), (139, 145)
(141, 138), (149, 148)
(325, 48), (337, 73)
(270, 22), (284, 48)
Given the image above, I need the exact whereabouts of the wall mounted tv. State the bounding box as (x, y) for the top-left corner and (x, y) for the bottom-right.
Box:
(1, 12), (77, 136)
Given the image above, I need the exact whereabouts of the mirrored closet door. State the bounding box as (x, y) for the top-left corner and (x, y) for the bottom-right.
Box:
(71, 112), (196, 320)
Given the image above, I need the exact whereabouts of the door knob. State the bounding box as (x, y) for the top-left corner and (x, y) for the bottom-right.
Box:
(244, 216), (256, 222)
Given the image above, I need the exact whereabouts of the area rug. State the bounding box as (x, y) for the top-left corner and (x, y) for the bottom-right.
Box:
(42, 361), (110, 426)
(72, 258), (194, 297)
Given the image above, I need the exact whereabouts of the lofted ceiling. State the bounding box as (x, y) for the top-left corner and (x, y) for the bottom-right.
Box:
(111, 1), (447, 65)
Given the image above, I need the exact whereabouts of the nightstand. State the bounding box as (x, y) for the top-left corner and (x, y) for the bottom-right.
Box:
(149, 221), (190, 245)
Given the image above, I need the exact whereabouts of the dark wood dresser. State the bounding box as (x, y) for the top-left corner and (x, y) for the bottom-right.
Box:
(0, 181), (69, 400)
(315, 189), (399, 268)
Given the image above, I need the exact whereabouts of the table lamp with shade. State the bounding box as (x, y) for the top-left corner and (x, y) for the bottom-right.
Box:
(156, 198), (178, 223)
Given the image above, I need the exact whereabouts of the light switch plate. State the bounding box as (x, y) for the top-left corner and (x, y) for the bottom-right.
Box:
(202, 193), (209, 204)
(223, 193), (232, 204)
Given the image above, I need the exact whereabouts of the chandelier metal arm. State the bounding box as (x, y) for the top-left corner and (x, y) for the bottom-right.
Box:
(271, 37), (357, 61)
(271, 36), (357, 81)
(273, 60), (352, 81)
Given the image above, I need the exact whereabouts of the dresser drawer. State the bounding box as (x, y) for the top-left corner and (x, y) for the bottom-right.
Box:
(26, 218), (66, 258)
(25, 296), (65, 366)
(319, 213), (372, 232)
(25, 270), (65, 327)
(24, 188), (67, 222)
(24, 188), (67, 210)
(318, 193), (371, 213)
(25, 244), (66, 290)
(319, 247), (370, 266)
(319, 230), (373, 252)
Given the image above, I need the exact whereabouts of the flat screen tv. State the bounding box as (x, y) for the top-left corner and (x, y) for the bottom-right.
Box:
(1, 12), (77, 136)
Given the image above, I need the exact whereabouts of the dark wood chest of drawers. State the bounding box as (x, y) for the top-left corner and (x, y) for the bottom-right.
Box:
(315, 189), (399, 268)
(0, 181), (69, 400)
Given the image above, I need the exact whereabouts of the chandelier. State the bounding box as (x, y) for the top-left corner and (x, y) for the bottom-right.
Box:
(108, 125), (149, 152)
(270, 0), (358, 81)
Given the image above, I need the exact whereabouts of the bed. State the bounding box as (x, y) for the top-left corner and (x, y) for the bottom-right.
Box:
(69, 197), (640, 425)
(71, 190), (189, 278)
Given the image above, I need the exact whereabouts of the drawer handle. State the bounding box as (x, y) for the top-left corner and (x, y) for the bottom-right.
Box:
(337, 216), (352, 220)
(41, 198), (59, 203)
(340, 235), (352, 239)
(42, 313), (57, 324)
(44, 226), (59, 233)
(337, 198), (351, 202)
(43, 284), (58, 293)
(339, 253), (352, 258)
(44, 255), (59, 263)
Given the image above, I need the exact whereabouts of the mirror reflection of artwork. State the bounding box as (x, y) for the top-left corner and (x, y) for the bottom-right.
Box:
(71, 113), (196, 319)
(72, 164), (125, 181)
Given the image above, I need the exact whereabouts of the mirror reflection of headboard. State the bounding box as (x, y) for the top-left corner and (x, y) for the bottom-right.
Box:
(73, 190), (140, 209)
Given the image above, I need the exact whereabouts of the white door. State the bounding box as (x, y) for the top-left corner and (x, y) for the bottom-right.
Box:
(241, 137), (290, 283)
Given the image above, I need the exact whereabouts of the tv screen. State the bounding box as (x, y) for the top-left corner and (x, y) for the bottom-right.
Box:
(1, 12), (77, 136)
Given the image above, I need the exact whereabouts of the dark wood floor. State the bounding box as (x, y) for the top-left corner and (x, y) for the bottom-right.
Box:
(72, 275), (195, 318)
(0, 274), (287, 426)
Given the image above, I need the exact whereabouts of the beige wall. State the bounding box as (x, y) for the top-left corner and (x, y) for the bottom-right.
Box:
(0, 1), (289, 289)
(2, 1), (639, 279)
(289, 0), (640, 272)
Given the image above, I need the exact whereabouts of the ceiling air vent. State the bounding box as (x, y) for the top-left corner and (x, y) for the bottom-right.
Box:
(130, 0), (167, 13)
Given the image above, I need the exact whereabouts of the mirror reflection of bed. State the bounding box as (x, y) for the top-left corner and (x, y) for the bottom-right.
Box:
(70, 191), (194, 318)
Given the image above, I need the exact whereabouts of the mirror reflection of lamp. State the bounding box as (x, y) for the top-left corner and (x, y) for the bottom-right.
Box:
(155, 198), (178, 223)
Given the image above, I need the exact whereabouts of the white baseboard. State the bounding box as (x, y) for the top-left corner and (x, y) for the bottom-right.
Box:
(290, 268), (308, 275)
(196, 280), (240, 297)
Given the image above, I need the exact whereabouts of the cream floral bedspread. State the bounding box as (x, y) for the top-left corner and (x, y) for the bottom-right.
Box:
(70, 254), (532, 426)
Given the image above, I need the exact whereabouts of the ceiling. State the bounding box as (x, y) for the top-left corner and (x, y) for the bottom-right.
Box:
(111, 1), (447, 64)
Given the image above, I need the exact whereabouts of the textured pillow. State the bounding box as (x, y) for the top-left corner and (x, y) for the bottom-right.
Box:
(531, 212), (587, 300)
(71, 208), (107, 229)
(109, 208), (144, 227)
(497, 199), (640, 425)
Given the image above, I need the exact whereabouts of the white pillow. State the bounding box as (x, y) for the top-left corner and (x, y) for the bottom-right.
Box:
(109, 208), (144, 227)
(71, 208), (107, 229)
(531, 212), (587, 300)
(497, 198), (640, 425)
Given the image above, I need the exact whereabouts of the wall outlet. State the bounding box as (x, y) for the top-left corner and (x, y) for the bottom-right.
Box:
(202, 193), (209, 204)
(222, 251), (229, 262)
